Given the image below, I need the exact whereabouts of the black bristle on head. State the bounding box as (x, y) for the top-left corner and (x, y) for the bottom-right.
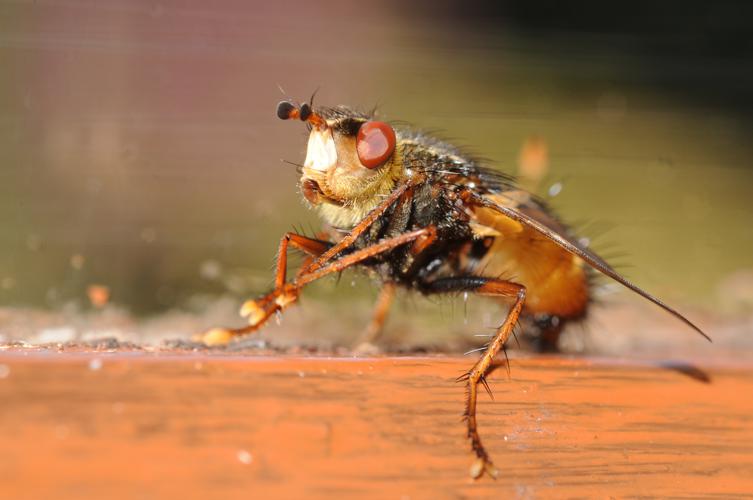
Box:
(276, 101), (296, 120)
(299, 102), (312, 122)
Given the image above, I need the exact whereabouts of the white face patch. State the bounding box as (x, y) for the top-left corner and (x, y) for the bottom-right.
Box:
(303, 128), (337, 172)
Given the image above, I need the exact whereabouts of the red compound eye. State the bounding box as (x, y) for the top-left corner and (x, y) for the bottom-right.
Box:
(356, 121), (396, 169)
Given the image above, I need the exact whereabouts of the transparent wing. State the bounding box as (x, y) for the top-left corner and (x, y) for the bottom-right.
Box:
(470, 191), (710, 342)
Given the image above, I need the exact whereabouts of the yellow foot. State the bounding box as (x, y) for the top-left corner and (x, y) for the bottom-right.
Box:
(353, 341), (382, 357)
(195, 328), (234, 346)
(240, 286), (297, 327)
(240, 299), (272, 327)
(469, 457), (499, 480)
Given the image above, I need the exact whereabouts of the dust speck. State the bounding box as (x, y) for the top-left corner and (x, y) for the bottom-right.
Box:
(38, 327), (76, 343)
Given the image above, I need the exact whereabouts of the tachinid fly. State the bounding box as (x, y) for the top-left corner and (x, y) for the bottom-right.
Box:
(200, 98), (710, 479)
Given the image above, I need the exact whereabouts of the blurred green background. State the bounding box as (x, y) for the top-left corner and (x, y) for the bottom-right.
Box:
(1, 0), (752, 319)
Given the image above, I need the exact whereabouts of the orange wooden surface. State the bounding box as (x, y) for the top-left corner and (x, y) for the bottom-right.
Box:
(0, 352), (751, 499)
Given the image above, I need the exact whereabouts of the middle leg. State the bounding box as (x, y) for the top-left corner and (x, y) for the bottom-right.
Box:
(203, 227), (435, 345)
(355, 281), (397, 354)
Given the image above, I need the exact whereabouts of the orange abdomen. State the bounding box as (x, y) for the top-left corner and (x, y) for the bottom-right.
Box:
(472, 198), (590, 319)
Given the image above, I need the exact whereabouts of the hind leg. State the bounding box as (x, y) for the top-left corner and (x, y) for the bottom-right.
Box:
(420, 276), (526, 479)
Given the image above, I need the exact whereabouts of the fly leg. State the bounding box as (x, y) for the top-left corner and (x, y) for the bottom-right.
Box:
(200, 227), (435, 346)
(420, 276), (526, 479)
(295, 227), (435, 287)
(301, 180), (413, 275)
(248, 227), (433, 342)
(200, 180), (418, 346)
(198, 233), (330, 345)
(354, 281), (396, 355)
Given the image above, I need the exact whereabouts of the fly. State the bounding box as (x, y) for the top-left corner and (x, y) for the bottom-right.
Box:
(199, 98), (711, 479)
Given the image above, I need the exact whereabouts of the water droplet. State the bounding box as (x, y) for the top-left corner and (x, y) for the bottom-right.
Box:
(548, 182), (562, 197)
(237, 449), (253, 465)
(88, 358), (103, 371)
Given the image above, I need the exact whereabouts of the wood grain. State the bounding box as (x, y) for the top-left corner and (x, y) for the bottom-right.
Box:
(0, 352), (750, 499)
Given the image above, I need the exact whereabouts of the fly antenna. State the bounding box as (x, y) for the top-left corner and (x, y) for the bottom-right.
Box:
(309, 87), (320, 107)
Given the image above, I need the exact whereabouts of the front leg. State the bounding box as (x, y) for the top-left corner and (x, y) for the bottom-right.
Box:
(199, 227), (436, 346)
(239, 231), (333, 328)
(303, 179), (414, 274)
(201, 180), (419, 346)
(199, 232), (330, 346)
